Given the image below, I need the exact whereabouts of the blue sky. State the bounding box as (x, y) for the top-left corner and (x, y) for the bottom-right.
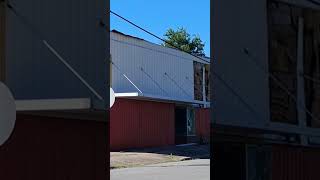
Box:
(110, 0), (210, 56)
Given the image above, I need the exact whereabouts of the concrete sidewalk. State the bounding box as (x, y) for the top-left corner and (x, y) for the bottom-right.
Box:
(110, 144), (210, 169)
(111, 159), (210, 180)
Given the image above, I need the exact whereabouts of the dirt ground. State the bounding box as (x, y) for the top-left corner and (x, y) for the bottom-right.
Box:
(110, 144), (210, 169)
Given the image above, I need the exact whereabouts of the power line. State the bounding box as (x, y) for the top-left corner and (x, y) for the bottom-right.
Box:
(111, 38), (205, 63)
(110, 10), (262, 122)
(111, 37), (202, 100)
(112, 37), (200, 99)
(110, 10), (210, 63)
(111, 9), (320, 123)
(6, 2), (204, 106)
(110, 11), (170, 49)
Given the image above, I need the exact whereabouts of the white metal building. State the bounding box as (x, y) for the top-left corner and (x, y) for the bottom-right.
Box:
(110, 30), (210, 106)
(109, 30), (211, 149)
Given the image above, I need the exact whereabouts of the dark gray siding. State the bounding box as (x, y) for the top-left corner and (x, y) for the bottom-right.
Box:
(211, 0), (269, 126)
(6, 0), (109, 108)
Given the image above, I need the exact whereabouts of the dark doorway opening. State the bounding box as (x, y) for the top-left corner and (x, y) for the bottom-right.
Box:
(212, 143), (246, 180)
(175, 106), (187, 144)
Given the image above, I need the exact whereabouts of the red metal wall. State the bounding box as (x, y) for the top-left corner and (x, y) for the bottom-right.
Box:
(110, 98), (175, 151)
(272, 145), (320, 180)
(0, 114), (107, 180)
(196, 108), (210, 142)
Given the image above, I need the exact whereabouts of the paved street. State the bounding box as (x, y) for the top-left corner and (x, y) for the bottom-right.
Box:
(110, 159), (210, 180)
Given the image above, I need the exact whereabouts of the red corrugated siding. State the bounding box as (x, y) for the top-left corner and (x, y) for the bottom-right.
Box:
(110, 98), (175, 151)
(272, 146), (305, 180)
(271, 146), (320, 180)
(0, 114), (107, 180)
(196, 108), (210, 141)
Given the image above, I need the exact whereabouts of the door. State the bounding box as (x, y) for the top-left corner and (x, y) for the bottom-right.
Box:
(246, 145), (271, 180)
(175, 106), (187, 144)
(213, 143), (247, 180)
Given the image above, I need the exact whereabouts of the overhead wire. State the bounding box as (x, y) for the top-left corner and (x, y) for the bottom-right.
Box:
(110, 26), (203, 100)
(6, 1), (215, 108)
(111, 38), (207, 64)
(112, 37), (208, 97)
(110, 10), (262, 121)
(111, 37), (200, 97)
(111, 9), (320, 123)
(5, 2), (266, 119)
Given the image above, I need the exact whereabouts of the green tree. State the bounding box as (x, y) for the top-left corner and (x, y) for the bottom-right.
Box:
(162, 27), (205, 57)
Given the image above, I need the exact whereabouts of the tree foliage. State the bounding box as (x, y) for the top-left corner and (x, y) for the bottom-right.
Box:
(162, 27), (205, 57)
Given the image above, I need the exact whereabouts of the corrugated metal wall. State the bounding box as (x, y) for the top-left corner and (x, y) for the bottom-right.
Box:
(271, 145), (320, 180)
(212, 0), (270, 129)
(0, 114), (107, 180)
(196, 108), (210, 141)
(110, 31), (199, 102)
(110, 98), (175, 151)
(6, 0), (108, 106)
(272, 146), (306, 180)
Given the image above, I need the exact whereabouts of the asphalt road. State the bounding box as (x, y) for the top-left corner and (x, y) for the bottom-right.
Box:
(110, 159), (210, 180)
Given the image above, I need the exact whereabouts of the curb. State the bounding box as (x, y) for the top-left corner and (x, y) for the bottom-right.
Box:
(180, 157), (193, 161)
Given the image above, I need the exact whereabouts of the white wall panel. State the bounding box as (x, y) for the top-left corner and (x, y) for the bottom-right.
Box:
(110, 31), (208, 103)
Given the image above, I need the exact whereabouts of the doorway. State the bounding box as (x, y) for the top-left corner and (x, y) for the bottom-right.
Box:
(175, 106), (187, 144)
(175, 106), (196, 144)
(213, 143), (246, 180)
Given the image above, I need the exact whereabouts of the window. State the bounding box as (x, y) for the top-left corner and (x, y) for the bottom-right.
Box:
(268, 1), (320, 127)
(194, 61), (204, 101)
(268, 1), (299, 124)
(303, 9), (320, 127)
(187, 107), (195, 136)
